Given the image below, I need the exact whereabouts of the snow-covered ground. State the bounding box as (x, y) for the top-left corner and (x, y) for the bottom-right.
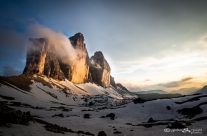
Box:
(0, 76), (206, 136)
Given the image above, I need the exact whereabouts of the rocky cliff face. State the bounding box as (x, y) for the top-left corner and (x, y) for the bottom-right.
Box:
(44, 49), (65, 80)
(23, 32), (121, 89)
(23, 38), (48, 75)
(110, 76), (116, 88)
(23, 33), (89, 83)
(69, 33), (89, 83)
(89, 51), (111, 88)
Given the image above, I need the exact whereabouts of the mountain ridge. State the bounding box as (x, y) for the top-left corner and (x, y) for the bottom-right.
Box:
(23, 32), (124, 90)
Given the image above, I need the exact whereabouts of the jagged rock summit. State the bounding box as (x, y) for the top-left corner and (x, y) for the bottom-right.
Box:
(89, 51), (111, 88)
(23, 32), (117, 88)
(23, 33), (89, 83)
(68, 32), (89, 83)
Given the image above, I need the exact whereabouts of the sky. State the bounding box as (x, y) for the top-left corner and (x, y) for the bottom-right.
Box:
(1, 0), (207, 92)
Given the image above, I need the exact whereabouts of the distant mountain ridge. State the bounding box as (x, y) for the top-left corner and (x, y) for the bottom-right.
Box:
(135, 90), (168, 94)
(197, 85), (207, 94)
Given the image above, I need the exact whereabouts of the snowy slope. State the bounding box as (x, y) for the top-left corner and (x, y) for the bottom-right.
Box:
(0, 76), (207, 136)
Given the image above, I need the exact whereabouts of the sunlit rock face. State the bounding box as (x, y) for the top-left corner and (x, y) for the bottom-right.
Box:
(23, 33), (89, 83)
(23, 33), (117, 87)
(23, 38), (66, 80)
(89, 51), (111, 88)
(23, 38), (48, 75)
(69, 33), (89, 83)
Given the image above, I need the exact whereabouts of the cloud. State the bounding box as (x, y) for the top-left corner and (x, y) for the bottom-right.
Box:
(130, 75), (207, 94)
(27, 23), (79, 65)
(181, 77), (193, 82)
(197, 34), (207, 47)
(158, 77), (193, 88)
(113, 32), (207, 91)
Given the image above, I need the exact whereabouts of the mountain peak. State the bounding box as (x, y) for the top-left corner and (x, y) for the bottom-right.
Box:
(94, 51), (103, 57)
(89, 51), (111, 88)
(22, 32), (125, 90)
(69, 32), (85, 50)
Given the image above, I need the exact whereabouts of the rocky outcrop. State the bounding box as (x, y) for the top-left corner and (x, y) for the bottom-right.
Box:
(23, 38), (48, 75)
(23, 33), (89, 83)
(44, 50), (65, 80)
(23, 38), (67, 80)
(69, 33), (89, 83)
(110, 76), (116, 88)
(89, 51), (111, 88)
(23, 32), (128, 90)
(116, 83), (129, 92)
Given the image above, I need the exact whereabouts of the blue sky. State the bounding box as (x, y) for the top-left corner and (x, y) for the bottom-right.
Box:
(1, 0), (207, 91)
